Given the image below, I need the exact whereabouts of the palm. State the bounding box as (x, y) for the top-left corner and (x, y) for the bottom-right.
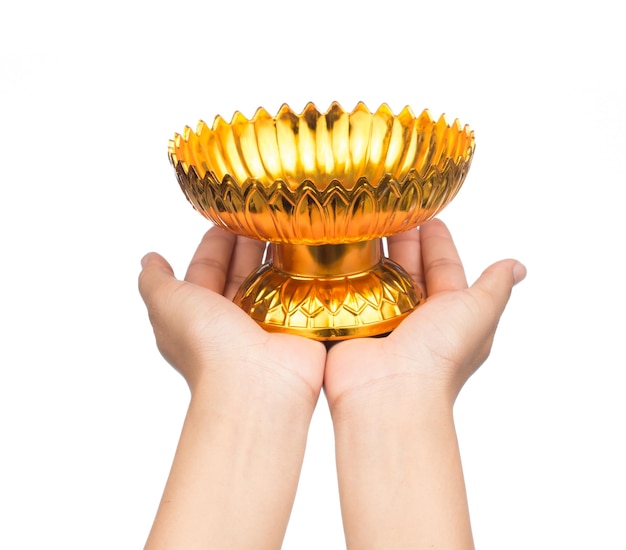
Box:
(139, 227), (326, 403)
(324, 219), (522, 407)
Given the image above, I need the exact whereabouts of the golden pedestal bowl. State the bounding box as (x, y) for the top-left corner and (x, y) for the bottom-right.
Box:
(168, 102), (475, 340)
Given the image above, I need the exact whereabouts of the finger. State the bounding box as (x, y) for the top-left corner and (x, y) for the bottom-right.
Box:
(466, 259), (526, 367)
(470, 259), (527, 316)
(138, 252), (178, 310)
(184, 226), (236, 294)
(419, 218), (468, 295)
(223, 236), (267, 301)
(387, 228), (425, 293)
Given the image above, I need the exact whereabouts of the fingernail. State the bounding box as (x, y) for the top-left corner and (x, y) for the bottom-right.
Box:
(513, 262), (527, 285)
(140, 253), (151, 268)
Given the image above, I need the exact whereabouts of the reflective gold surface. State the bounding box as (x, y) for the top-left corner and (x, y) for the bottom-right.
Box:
(240, 240), (422, 339)
(272, 240), (382, 277)
(169, 102), (474, 339)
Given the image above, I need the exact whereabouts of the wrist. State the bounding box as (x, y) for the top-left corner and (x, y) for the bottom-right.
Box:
(189, 379), (317, 438)
(188, 352), (322, 418)
(329, 372), (454, 429)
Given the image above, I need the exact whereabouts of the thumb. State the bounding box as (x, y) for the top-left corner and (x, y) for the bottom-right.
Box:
(138, 252), (178, 309)
(470, 259), (526, 319)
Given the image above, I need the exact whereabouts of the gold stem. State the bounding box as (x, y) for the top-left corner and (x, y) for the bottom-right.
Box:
(270, 240), (383, 278)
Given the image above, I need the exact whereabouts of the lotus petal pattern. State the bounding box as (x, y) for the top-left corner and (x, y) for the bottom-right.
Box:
(168, 102), (475, 245)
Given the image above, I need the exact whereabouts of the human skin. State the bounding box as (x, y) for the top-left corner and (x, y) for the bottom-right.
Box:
(323, 219), (526, 549)
(138, 228), (326, 549)
(138, 219), (525, 549)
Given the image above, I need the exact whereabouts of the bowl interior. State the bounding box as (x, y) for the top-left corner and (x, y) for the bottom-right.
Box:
(169, 101), (474, 192)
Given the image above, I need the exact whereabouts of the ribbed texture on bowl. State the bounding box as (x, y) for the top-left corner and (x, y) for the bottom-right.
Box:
(169, 102), (475, 244)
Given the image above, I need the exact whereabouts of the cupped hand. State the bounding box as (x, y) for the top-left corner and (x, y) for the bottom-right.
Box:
(324, 218), (526, 410)
(138, 226), (326, 407)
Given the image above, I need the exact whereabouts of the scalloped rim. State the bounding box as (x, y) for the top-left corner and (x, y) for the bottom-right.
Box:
(167, 101), (475, 175)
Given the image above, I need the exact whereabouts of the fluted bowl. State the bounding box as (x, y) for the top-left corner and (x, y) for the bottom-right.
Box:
(168, 102), (475, 245)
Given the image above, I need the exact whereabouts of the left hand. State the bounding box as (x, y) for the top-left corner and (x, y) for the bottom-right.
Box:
(324, 218), (526, 410)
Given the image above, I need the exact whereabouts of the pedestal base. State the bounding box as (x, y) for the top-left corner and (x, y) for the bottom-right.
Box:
(233, 240), (422, 340)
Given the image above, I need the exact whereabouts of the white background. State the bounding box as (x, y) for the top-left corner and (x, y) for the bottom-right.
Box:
(1, 1), (624, 548)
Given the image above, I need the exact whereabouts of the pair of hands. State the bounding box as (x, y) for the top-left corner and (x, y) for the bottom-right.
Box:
(138, 218), (526, 416)
(139, 220), (525, 548)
